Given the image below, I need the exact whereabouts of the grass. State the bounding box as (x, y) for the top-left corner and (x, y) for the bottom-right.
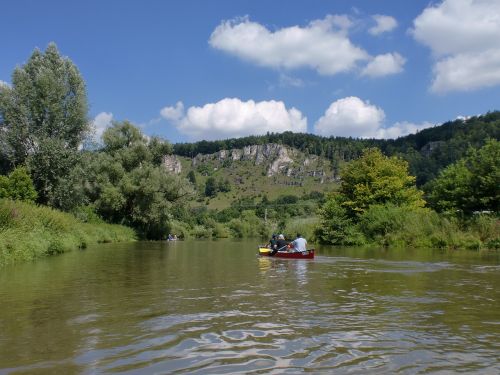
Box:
(0, 199), (136, 267)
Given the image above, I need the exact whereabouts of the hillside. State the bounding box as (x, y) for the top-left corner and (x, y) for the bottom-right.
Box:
(164, 143), (339, 209)
(173, 111), (500, 186)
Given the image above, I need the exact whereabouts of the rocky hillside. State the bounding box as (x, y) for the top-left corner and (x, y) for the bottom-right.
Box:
(162, 143), (339, 208)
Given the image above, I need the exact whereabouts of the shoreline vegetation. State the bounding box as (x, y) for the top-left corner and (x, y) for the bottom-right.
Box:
(0, 199), (136, 267)
(0, 43), (498, 266)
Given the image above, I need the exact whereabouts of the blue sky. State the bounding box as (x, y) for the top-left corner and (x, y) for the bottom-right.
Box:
(1, 0), (500, 143)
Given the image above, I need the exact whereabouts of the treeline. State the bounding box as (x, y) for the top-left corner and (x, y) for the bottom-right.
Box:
(173, 113), (500, 185)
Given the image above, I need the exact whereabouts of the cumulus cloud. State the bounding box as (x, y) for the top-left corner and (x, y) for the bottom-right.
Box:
(376, 121), (435, 139)
(369, 14), (398, 35)
(160, 101), (184, 121)
(92, 112), (113, 138)
(314, 97), (385, 138)
(361, 52), (406, 77)
(161, 98), (307, 140)
(412, 0), (500, 92)
(314, 97), (433, 139)
(209, 15), (370, 75)
(0, 80), (9, 88)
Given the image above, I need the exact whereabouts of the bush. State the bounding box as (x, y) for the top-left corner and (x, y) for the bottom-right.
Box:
(358, 204), (411, 240)
(191, 225), (213, 238)
(169, 220), (191, 239)
(283, 217), (318, 242)
(0, 167), (37, 202)
(315, 195), (363, 245)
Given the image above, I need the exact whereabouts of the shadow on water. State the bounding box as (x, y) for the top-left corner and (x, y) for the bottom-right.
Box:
(0, 240), (499, 374)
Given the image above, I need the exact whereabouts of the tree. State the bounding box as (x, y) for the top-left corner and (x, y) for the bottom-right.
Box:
(77, 122), (193, 239)
(0, 166), (37, 202)
(187, 170), (197, 185)
(0, 43), (89, 205)
(315, 195), (360, 245)
(428, 139), (499, 214)
(316, 148), (426, 244)
(339, 148), (425, 216)
(217, 178), (231, 193)
(205, 176), (217, 197)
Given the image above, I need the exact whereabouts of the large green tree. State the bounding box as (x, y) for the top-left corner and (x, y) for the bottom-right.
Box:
(339, 148), (425, 216)
(316, 148), (425, 244)
(427, 139), (499, 214)
(78, 121), (192, 239)
(0, 43), (89, 204)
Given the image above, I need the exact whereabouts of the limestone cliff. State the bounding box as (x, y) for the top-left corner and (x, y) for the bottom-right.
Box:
(191, 143), (331, 179)
(162, 155), (182, 174)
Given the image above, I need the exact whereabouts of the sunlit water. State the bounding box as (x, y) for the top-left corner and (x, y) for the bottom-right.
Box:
(0, 240), (499, 374)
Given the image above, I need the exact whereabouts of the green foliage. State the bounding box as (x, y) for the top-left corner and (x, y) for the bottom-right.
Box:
(0, 44), (88, 204)
(427, 139), (499, 214)
(71, 205), (103, 224)
(148, 136), (173, 165)
(228, 210), (267, 238)
(283, 217), (318, 243)
(317, 149), (429, 246)
(78, 122), (193, 239)
(205, 176), (217, 197)
(217, 178), (231, 193)
(0, 199), (136, 266)
(187, 170), (197, 185)
(0, 166), (37, 202)
(340, 148), (425, 216)
(315, 195), (364, 245)
(197, 164), (211, 176)
(358, 204), (412, 239)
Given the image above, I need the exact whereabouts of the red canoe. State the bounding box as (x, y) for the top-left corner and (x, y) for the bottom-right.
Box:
(258, 247), (314, 259)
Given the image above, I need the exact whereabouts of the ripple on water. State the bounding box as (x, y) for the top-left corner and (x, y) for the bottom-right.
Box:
(1, 242), (499, 374)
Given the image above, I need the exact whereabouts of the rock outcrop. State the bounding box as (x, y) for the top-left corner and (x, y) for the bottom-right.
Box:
(162, 155), (182, 174)
(192, 143), (298, 177)
(189, 143), (337, 182)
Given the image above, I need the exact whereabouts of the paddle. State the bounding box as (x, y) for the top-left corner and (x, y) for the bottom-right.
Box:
(267, 244), (289, 256)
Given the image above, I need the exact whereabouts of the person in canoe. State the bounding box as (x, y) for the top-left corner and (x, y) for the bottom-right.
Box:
(269, 234), (288, 256)
(268, 234), (278, 252)
(291, 233), (307, 253)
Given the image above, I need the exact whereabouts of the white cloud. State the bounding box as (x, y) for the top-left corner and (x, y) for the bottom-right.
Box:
(314, 97), (385, 138)
(161, 98), (307, 140)
(369, 15), (398, 35)
(0, 80), (10, 88)
(209, 15), (370, 75)
(431, 49), (500, 92)
(361, 52), (406, 77)
(92, 112), (113, 138)
(314, 97), (433, 139)
(160, 101), (184, 121)
(376, 121), (434, 139)
(412, 0), (500, 92)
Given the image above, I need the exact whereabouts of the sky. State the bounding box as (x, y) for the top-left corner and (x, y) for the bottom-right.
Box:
(1, 0), (500, 143)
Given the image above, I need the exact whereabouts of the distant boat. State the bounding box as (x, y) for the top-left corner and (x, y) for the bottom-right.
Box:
(258, 247), (314, 259)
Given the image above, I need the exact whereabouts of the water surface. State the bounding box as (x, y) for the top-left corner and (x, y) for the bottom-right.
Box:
(0, 240), (499, 374)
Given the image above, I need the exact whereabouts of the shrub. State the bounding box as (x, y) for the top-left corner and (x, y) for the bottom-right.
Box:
(0, 167), (37, 202)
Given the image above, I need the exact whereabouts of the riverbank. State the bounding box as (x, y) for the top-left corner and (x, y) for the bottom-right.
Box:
(0, 199), (136, 266)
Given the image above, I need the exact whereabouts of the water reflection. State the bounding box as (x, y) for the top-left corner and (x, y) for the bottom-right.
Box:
(0, 241), (499, 374)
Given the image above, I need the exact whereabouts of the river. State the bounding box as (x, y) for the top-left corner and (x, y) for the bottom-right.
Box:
(0, 240), (499, 374)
